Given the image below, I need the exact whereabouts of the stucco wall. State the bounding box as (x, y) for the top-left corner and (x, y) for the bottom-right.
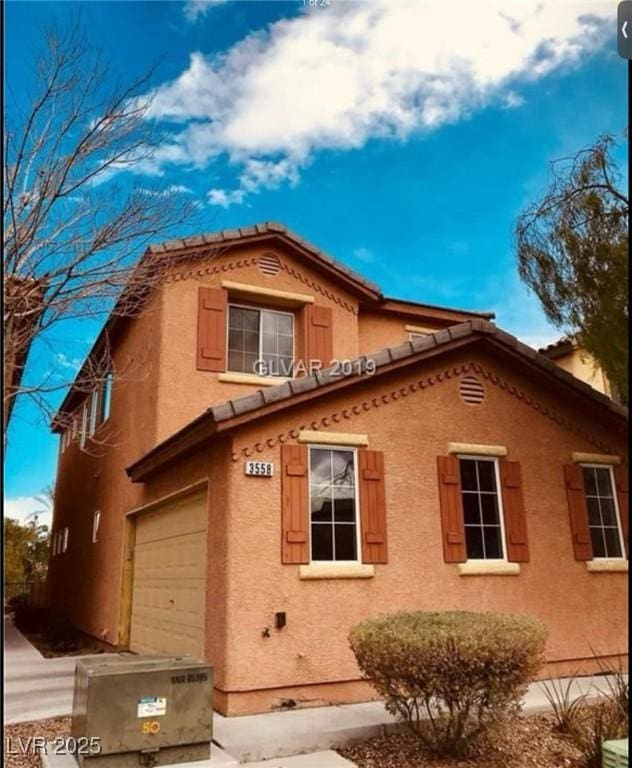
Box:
(215, 345), (627, 713)
(155, 244), (362, 442)
(48, 296), (164, 643)
(553, 348), (612, 397)
(357, 311), (443, 354)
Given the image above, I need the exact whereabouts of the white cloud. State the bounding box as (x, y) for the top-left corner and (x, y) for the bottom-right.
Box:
(4, 496), (52, 529)
(352, 246), (375, 264)
(502, 90), (526, 109)
(183, 0), (227, 22)
(145, 1), (610, 205)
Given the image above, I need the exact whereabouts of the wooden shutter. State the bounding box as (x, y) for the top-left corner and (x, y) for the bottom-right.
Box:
(437, 455), (467, 563)
(563, 464), (592, 561)
(499, 460), (529, 562)
(281, 444), (309, 564)
(197, 287), (227, 372)
(614, 466), (629, 558)
(358, 450), (388, 564)
(305, 304), (333, 369)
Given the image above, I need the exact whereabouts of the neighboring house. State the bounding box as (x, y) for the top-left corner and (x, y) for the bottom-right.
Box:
(540, 336), (617, 401)
(48, 222), (628, 716)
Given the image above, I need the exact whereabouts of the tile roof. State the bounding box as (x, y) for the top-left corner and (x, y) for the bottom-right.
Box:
(127, 319), (627, 481)
(148, 220), (382, 295)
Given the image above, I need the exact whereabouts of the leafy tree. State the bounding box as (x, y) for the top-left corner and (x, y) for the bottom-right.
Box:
(4, 515), (50, 584)
(516, 135), (628, 403)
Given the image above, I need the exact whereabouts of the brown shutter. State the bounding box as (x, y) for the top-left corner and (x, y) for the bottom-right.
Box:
(614, 466), (628, 558)
(499, 460), (529, 562)
(305, 304), (333, 369)
(437, 455), (466, 563)
(281, 444), (309, 564)
(358, 450), (388, 564)
(197, 287), (227, 372)
(563, 464), (593, 561)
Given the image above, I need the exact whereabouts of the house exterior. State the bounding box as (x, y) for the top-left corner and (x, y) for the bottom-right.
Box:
(48, 222), (628, 716)
(540, 336), (618, 401)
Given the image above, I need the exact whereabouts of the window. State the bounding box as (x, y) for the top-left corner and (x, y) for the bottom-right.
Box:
(309, 447), (359, 562)
(89, 389), (99, 437)
(92, 511), (101, 544)
(101, 372), (113, 422)
(582, 465), (625, 559)
(80, 402), (88, 449)
(458, 456), (506, 560)
(227, 305), (294, 377)
(62, 527), (69, 553)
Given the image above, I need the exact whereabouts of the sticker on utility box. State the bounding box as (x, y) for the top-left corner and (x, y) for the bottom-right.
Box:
(137, 697), (167, 718)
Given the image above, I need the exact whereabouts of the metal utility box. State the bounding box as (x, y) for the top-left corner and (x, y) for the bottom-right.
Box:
(71, 655), (213, 768)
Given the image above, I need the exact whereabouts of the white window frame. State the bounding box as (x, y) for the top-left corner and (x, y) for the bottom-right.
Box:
(227, 303), (295, 378)
(307, 444), (362, 565)
(458, 454), (508, 562)
(101, 372), (113, 423)
(580, 463), (626, 561)
(62, 527), (69, 553)
(89, 389), (99, 437)
(79, 402), (88, 449)
(92, 510), (101, 544)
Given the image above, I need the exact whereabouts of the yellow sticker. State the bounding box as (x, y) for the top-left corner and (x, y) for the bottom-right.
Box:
(142, 721), (161, 735)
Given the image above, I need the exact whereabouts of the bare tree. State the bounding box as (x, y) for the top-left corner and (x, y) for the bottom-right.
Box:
(3, 19), (202, 433)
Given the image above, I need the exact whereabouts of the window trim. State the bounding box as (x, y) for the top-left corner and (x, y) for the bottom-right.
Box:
(89, 389), (99, 437)
(580, 463), (626, 562)
(92, 510), (101, 544)
(226, 302), (295, 379)
(80, 402), (88, 449)
(101, 372), (113, 424)
(62, 527), (69, 553)
(307, 444), (362, 566)
(458, 454), (508, 563)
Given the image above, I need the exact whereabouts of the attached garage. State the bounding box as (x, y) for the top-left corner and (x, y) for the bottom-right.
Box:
(129, 487), (208, 658)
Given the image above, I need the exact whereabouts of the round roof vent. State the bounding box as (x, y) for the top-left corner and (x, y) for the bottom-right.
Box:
(459, 375), (485, 405)
(259, 252), (282, 277)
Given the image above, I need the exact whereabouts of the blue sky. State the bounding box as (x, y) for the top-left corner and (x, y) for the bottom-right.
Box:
(4, 1), (627, 521)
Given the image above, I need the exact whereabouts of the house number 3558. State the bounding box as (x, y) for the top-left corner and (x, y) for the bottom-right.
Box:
(244, 461), (274, 477)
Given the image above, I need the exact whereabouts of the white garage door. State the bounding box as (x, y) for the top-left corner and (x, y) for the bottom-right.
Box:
(129, 489), (207, 658)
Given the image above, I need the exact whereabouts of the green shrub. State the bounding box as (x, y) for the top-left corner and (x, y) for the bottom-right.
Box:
(349, 610), (548, 757)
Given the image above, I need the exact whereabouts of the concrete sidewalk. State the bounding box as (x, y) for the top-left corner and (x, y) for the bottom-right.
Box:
(4, 617), (626, 764)
(3, 615), (95, 724)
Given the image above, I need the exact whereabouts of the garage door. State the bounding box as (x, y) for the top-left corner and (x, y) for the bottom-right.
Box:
(129, 489), (207, 658)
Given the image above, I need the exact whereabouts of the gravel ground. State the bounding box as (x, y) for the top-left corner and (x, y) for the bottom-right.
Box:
(339, 713), (584, 768)
(4, 718), (71, 768)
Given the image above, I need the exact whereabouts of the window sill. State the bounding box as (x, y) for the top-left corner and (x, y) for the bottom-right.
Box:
(299, 563), (375, 580)
(458, 561), (521, 576)
(218, 372), (290, 387)
(586, 559), (628, 573)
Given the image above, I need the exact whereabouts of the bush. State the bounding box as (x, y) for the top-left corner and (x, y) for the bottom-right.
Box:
(349, 610), (548, 757)
(13, 603), (80, 652)
(567, 700), (628, 768)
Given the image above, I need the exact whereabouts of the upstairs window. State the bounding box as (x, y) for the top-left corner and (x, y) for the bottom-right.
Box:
(100, 372), (113, 422)
(458, 456), (506, 560)
(582, 465), (625, 559)
(309, 447), (358, 562)
(227, 304), (293, 377)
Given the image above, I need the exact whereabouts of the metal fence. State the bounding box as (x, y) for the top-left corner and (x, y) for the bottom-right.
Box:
(4, 580), (48, 608)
